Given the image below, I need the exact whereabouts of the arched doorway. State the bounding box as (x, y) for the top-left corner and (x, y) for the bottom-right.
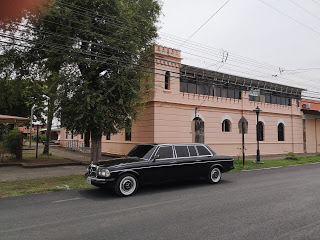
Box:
(192, 117), (204, 143)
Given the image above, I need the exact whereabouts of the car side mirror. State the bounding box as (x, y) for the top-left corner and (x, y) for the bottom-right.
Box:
(153, 155), (160, 162)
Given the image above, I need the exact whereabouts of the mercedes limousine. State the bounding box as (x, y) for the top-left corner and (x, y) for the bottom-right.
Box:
(85, 143), (234, 196)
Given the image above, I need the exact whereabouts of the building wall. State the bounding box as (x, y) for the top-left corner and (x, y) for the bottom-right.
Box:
(151, 92), (303, 156)
(305, 119), (320, 153)
(59, 45), (305, 156)
(101, 102), (155, 155)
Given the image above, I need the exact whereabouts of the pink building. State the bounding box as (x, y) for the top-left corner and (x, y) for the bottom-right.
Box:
(60, 45), (312, 157)
(300, 99), (320, 153)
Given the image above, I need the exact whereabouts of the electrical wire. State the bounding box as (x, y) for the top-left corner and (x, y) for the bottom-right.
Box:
(257, 0), (320, 37)
(178, 0), (231, 47)
(288, 0), (320, 23)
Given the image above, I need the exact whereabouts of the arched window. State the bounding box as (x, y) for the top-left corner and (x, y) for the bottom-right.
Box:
(165, 71), (170, 90)
(257, 121), (264, 141)
(222, 119), (231, 132)
(278, 123), (284, 141)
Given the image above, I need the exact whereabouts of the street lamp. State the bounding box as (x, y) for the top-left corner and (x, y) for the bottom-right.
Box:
(253, 106), (263, 164)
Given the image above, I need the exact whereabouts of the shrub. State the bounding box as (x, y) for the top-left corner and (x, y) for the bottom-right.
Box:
(3, 128), (22, 158)
(0, 124), (10, 141)
(285, 152), (298, 160)
(32, 134), (46, 143)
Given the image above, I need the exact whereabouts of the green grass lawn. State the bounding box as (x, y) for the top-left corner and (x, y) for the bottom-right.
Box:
(0, 175), (94, 198)
(231, 155), (320, 172)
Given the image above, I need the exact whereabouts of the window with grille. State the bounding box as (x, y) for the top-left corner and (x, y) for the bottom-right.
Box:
(222, 120), (231, 132)
(278, 123), (284, 141)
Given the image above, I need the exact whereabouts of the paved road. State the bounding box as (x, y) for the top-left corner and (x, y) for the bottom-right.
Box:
(1, 164), (320, 240)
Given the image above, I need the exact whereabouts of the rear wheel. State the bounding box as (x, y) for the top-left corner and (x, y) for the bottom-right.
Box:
(115, 173), (138, 197)
(207, 167), (221, 184)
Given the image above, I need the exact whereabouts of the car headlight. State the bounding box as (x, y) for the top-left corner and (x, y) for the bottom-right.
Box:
(98, 168), (110, 177)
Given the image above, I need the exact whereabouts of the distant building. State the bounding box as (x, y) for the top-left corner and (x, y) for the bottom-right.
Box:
(60, 45), (308, 156)
(300, 99), (320, 153)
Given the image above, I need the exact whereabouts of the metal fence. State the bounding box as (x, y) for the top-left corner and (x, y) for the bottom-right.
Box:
(66, 140), (85, 153)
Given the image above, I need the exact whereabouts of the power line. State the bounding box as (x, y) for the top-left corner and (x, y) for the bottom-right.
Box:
(178, 0), (231, 47)
(288, 0), (320, 23)
(257, 0), (320, 37)
(44, 0), (320, 87)
(42, 0), (320, 89)
(311, 0), (320, 8)
(1, 1), (319, 96)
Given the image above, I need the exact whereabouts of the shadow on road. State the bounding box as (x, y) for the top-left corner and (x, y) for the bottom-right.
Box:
(78, 178), (233, 200)
(78, 188), (118, 200)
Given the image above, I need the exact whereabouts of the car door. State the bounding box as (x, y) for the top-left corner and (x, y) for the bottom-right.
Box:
(195, 145), (214, 176)
(174, 145), (203, 179)
(140, 145), (177, 182)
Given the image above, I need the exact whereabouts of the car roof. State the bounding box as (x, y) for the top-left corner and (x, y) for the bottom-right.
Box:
(156, 143), (207, 147)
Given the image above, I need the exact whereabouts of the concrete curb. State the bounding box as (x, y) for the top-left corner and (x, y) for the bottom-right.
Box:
(0, 163), (22, 167)
(21, 161), (82, 168)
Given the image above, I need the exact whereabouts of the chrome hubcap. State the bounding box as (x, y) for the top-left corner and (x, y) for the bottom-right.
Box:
(211, 168), (221, 182)
(120, 176), (136, 195)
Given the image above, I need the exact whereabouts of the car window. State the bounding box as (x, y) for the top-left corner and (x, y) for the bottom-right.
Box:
(196, 146), (211, 156)
(188, 146), (197, 156)
(127, 145), (156, 159)
(157, 146), (174, 159)
(175, 146), (189, 158)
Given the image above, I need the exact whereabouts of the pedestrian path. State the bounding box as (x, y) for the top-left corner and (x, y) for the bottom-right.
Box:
(0, 165), (86, 182)
(0, 144), (115, 182)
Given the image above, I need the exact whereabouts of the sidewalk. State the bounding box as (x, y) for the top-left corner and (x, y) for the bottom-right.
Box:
(0, 144), (116, 182)
(0, 165), (87, 182)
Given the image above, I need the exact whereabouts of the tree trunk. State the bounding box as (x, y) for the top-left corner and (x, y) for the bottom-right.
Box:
(84, 130), (90, 147)
(43, 98), (54, 154)
(91, 134), (102, 163)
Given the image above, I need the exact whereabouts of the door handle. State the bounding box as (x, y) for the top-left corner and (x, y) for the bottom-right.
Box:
(170, 160), (177, 164)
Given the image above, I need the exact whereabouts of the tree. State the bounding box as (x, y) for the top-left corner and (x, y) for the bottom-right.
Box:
(54, 0), (161, 162)
(1, 0), (161, 162)
(0, 47), (45, 122)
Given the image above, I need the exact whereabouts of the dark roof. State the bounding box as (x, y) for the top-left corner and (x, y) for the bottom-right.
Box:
(180, 64), (304, 97)
(302, 109), (320, 116)
(0, 114), (29, 125)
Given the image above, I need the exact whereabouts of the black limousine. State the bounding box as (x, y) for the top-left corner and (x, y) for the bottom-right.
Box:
(85, 143), (234, 196)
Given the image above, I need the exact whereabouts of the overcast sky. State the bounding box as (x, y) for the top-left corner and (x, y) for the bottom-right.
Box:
(156, 0), (320, 99)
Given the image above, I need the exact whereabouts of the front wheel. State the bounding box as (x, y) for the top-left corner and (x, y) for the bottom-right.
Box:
(207, 167), (221, 184)
(115, 173), (138, 197)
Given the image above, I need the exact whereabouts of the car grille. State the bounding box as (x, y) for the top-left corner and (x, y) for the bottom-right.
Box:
(88, 165), (98, 177)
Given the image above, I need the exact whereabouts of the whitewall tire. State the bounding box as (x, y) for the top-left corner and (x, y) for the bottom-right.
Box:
(115, 174), (138, 197)
(208, 167), (221, 184)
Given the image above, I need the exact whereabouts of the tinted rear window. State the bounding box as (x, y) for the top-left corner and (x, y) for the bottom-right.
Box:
(188, 146), (197, 156)
(175, 146), (189, 158)
(196, 146), (211, 156)
(157, 146), (174, 159)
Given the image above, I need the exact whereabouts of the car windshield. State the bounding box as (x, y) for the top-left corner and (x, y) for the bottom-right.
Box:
(127, 145), (156, 160)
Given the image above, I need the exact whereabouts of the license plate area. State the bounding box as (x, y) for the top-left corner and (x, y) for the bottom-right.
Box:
(87, 177), (92, 184)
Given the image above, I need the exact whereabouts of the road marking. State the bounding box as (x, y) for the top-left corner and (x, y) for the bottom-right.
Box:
(52, 197), (81, 203)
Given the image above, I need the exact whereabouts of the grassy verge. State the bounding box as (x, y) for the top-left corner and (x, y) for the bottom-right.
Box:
(231, 155), (320, 172)
(0, 175), (94, 198)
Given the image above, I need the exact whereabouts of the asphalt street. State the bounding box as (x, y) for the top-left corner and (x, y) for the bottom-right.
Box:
(1, 163), (320, 240)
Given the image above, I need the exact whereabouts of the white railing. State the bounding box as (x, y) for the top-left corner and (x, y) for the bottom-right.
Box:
(66, 140), (85, 153)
